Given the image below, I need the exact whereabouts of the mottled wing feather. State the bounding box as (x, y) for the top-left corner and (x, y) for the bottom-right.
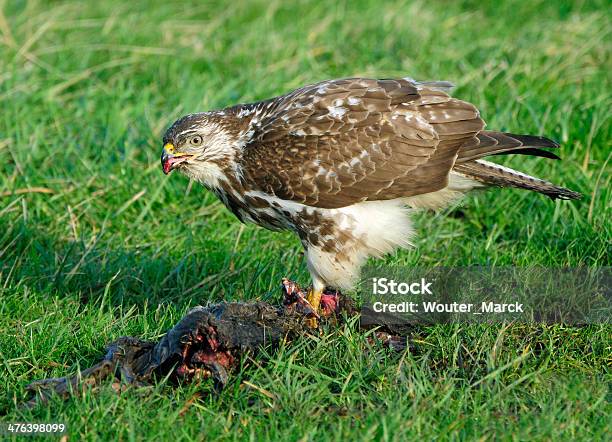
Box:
(238, 78), (484, 208)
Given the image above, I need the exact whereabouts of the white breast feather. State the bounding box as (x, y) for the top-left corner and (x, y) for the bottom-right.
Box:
(306, 200), (415, 291)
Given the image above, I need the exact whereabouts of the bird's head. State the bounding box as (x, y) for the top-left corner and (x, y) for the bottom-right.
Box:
(161, 112), (238, 188)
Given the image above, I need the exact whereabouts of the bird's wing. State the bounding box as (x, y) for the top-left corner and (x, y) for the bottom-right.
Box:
(237, 78), (484, 208)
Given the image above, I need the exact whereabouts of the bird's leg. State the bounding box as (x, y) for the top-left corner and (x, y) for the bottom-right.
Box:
(306, 287), (323, 313)
(305, 280), (325, 328)
(304, 288), (323, 328)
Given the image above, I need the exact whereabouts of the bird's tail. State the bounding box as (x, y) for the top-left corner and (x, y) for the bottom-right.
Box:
(453, 159), (581, 200)
(457, 131), (562, 163)
(452, 131), (581, 200)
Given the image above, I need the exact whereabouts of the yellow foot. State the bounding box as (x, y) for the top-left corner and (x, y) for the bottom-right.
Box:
(305, 288), (323, 328)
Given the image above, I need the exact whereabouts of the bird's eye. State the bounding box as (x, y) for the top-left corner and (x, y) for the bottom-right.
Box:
(190, 135), (203, 146)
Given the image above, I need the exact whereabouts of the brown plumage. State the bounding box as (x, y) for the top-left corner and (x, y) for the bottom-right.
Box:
(160, 77), (581, 302)
(212, 77), (577, 207)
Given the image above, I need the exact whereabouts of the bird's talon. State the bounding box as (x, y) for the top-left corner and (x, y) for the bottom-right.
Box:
(281, 278), (320, 321)
(281, 279), (344, 327)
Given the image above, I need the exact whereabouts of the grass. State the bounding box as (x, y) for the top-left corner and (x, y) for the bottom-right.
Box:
(0, 0), (610, 440)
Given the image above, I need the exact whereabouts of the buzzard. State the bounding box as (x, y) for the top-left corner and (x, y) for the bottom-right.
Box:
(161, 77), (580, 315)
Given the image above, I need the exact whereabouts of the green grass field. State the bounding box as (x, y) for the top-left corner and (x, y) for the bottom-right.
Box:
(1, 0), (610, 440)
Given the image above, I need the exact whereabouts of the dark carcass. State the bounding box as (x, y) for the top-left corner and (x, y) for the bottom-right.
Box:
(24, 280), (405, 407)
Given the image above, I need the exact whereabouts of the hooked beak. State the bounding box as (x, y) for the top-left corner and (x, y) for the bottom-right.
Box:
(161, 143), (193, 175)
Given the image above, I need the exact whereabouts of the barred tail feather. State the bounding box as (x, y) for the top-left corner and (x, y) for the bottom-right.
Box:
(453, 160), (582, 200)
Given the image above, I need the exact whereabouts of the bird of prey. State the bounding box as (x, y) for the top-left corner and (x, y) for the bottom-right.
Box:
(161, 77), (580, 316)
